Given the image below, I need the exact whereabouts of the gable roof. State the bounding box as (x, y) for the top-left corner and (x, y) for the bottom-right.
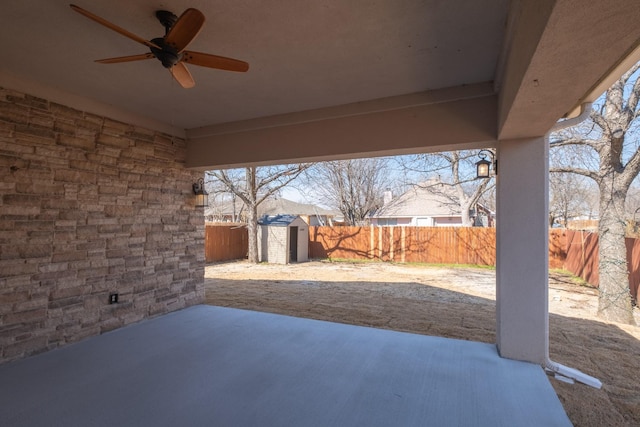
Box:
(206, 197), (336, 219)
(260, 198), (336, 217)
(372, 180), (462, 218)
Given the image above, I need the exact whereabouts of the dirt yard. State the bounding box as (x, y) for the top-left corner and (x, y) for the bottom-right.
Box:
(205, 261), (640, 427)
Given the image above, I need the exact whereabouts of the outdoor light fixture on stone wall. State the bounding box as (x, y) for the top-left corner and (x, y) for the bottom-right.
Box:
(193, 178), (208, 208)
(476, 149), (497, 179)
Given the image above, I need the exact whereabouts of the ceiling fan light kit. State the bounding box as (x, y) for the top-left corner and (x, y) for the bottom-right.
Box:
(69, 4), (249, 88)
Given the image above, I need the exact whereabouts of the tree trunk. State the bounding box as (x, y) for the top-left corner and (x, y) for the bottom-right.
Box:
(246, 167), (259, 263)
(597, 181), (635, 324)
(459, 197), (475, 226)
(246, 203), (259, 263)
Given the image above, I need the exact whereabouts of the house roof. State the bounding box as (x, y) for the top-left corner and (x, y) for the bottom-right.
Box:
(205, 197), (336, 219)
(260, 198), (337, 217)
(258, 214), (300, 227)
(372, 180), (463, 218)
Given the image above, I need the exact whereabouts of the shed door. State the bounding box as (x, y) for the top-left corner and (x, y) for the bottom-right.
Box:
(289, 227), (298, 262)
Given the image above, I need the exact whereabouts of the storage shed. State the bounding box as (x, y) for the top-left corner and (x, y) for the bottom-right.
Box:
(257, 215), (309, 264)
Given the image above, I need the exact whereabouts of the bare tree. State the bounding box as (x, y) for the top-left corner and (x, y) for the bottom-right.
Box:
(550, 62), (640, 324)
(397, 151), (495, 226)
(205, 179), (246, 223)
(306, 158), (390, 225)
(549, 173), (598, 227)
(207, 164), (311, 263)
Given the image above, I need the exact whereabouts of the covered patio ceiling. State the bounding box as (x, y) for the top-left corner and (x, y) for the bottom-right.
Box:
(3, 1), (640, 169)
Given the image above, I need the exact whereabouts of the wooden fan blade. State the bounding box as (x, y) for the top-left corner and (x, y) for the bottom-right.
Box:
(165, 8), (205, 53)
(70, 4), (160, 50)
(95, 53), (155, 64)
(170, 62), (195, 88)
(182, 51), (249, 72)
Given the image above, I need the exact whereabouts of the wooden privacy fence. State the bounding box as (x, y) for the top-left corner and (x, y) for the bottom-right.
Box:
(205, 224), (248, 262)
(308, 226), (567, 268)
(206, 224), (567, 268)
(308, 226), (497, 265)
(564, 229), (639, 303)
(204, 224), (638, 301)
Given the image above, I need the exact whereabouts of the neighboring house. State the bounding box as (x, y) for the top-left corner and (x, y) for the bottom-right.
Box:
(206, 197), (338, 226)
(370, 180), (495, 227)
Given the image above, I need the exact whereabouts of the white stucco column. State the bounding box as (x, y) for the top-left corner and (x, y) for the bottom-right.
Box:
(496, 137), (548, 364)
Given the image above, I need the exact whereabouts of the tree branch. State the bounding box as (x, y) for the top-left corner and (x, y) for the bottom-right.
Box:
(626, 72), (640, 116)
(621, 147), (640, 185)
(549, 137), (601, 149)
(255, 165), (311, 205)
(207, 170), (252, 206)
(590, 109), (610, 134)
(549, 167), (599, 181)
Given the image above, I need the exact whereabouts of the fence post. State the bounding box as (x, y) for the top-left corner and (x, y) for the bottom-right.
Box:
(401, 226), (406, 263)
(369, 227), (374, 260)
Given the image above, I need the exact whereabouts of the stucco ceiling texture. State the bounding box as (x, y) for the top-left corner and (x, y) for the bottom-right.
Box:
(1, 0), (507, 130)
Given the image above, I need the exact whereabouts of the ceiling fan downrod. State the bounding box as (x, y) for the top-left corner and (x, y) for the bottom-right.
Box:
(155, 10), (177, 35)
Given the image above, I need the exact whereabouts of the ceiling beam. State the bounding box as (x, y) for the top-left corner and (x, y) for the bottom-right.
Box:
(186, 83), (497, 170)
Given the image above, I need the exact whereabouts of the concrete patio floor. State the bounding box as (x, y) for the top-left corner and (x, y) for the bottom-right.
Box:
(0, 305), (571, 426)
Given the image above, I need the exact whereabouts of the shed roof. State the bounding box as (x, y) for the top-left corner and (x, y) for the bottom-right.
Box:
(258, 214), (301, 227)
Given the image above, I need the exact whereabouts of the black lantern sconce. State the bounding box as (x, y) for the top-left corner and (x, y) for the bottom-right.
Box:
(476, 149), (497, 179)
(192, 178), (209, 208)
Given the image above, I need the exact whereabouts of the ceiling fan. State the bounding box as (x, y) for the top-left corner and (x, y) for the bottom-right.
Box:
(69, 4), (249, 89)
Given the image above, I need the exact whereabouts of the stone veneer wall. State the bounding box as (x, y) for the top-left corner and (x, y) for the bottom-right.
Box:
(0, 88), (205, 364)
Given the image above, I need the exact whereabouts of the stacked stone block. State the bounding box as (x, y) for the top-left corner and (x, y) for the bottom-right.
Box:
(0, 88), (205, 363)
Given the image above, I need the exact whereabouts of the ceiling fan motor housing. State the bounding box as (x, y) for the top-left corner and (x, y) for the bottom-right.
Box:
(150, 37), (181, 68)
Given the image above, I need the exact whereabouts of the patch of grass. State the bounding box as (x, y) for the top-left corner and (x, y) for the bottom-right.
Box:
(397, 262), (495, 270)
(550, 268), (594, 288)
(317, 257), (378, 264)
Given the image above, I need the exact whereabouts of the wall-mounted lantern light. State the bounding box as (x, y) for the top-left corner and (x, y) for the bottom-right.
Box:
(193, 178), (208, 208)
(476, 149), (497, 179)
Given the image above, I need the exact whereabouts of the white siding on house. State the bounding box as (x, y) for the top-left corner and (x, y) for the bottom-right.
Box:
(415, 217), (433, 226)
(434, 216), (463, 226)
